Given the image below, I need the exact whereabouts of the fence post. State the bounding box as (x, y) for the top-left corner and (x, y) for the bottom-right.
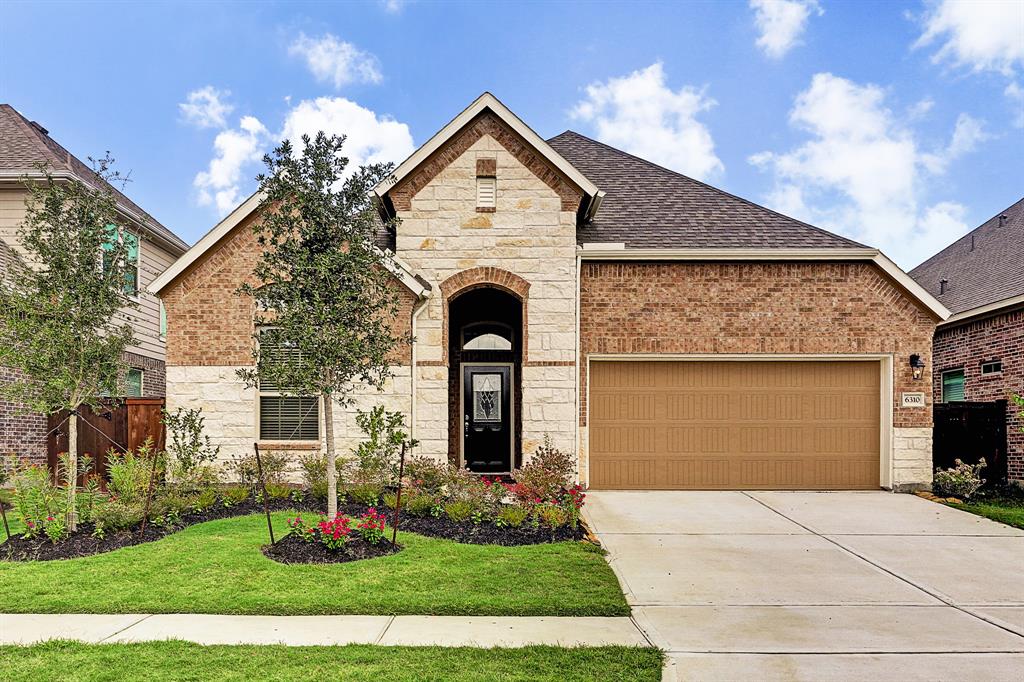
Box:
(254, 442), (275, 544)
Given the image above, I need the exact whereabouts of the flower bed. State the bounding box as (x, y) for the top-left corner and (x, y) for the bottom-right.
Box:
(261, 509), (401, 564)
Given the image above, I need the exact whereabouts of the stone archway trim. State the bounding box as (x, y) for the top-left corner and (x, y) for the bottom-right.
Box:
(440, 267), (530, 365)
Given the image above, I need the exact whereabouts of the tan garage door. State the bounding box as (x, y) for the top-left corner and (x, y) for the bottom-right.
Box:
(588, 361), (881, 490)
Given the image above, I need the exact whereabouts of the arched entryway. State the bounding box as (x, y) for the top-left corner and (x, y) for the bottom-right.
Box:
(447, 286), (523, 473)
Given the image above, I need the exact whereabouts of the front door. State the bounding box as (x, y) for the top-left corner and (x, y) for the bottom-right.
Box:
(461, 363), (513, 473)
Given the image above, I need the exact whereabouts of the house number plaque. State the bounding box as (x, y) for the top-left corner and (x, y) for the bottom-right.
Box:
(901, 392), (926, 407)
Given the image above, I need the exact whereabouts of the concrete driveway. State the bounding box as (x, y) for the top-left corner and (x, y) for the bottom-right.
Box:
(584, 491), (1024, 681)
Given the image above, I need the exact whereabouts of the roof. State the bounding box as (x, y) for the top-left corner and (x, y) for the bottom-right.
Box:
(150, 189), (430, 300)
(375, 93), (601, 220)
(0, 104), (188, 255)
(910, 197), (1024, 317)
(547, 130), (865, 250)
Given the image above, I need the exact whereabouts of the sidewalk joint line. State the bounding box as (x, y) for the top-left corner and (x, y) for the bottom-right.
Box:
(97, 614), (154, 643)
(375, 616), (395, 644)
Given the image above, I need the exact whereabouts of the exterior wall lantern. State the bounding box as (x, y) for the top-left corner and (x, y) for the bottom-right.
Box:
(909, 354), (925, 380)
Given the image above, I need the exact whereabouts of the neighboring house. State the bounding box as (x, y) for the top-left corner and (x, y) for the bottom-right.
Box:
(910, 198), (1024, 483)
(0, 103), (189, 461)
(153, 93), (949, 492)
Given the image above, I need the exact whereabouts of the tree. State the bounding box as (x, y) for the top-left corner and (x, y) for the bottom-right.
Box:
(238, 133), (408, 517)
(0, 158), (137, 531)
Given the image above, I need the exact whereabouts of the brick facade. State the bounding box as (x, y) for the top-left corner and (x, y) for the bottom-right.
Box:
(579, 261), (940, 488)
(0, 365), (47, 463)
(932, 309), (1024, 481)
(123, 350), (166, 398)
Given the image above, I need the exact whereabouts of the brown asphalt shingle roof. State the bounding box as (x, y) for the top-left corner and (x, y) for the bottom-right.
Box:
(909, 197), (1024, 315)
(547, 130), (866, 250)
(0, 104), (188, 254)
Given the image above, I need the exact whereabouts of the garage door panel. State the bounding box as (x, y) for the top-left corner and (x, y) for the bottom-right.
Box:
(589, 360), (881, 490)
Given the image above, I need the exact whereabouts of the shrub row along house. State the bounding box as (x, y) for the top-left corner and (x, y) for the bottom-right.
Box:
(152, 93), (950, 492)
(0, 104), (189, 462)
(911, 198), (1024, 484)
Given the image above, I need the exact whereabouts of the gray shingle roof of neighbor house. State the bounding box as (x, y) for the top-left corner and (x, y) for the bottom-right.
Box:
(0, 103), (189, 255)
(910, 196), (1024, 316)
(546, 130), (867, 250)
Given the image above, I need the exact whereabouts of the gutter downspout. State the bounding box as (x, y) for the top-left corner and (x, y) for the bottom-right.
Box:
(575, 249), (583, 487)
(409, 293), (431, 443)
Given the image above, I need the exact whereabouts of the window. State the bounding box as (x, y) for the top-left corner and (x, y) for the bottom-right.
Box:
(461, 322), (513, 351)
(941, 369), (965, 402)
(981, 360), (1002, 375)
(101, 225), (140, 297)
(476, 176), (496, 209)
(257, 330), (319, 441)
(125, 368), (143, 397)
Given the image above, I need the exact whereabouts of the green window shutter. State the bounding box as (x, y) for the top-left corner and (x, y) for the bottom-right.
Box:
(126, 368), (143, 397)
(159, 301), (167, 339)
(942, 370), (965, 402)
(259, 396), (319, 440)
(124, 231), (139, 296)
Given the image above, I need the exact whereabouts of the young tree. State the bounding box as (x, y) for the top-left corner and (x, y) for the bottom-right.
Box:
(0, 159), (137, 531)
(238, 133), (408, 517)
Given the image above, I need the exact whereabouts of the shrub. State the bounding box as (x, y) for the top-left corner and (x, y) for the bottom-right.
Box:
(190, 488), (217, 513)
(495, 504), (531, 528)
(356, 508), (387, 544)
(405, 456), (450, 496)
(229, 451), (289, 493)
(42, 515), (68, 543)
(405, 492), (436, 517)
(444, 500), (475, 523)
(288, 513), (353, 550)
(10, 463), (64, 538)
(171, 464), (222, 496)
(351, 406), (417, 486)
(163, 406), (220, 476)
(348, 482), (383, 506)
(106, 440), (161, 504)
(934, 458), (986, 500)
(221, 486), (250, 507)
(298, 452), (346, 500)
(92, 498), (145, 535)
(511, 436), (576, 503)
(535, 503), (569, 529)
(382, 491), (406, 510)
(264, 482), (293, 501)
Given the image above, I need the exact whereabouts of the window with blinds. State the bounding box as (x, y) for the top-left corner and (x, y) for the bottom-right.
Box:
(259, 396), (319, 440)
(941, 369), (965, 402)
(476, 176), (496, 209)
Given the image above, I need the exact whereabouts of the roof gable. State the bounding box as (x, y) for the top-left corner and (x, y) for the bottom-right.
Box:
(547, 130), (864, 250)
(910, 196), (1024, 315)
(0, 104), (188, 254)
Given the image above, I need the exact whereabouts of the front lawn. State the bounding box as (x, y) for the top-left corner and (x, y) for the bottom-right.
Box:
(0, 512), (628, 616)
(948, 488), (1024, 530)
(0, 641), (663, 682)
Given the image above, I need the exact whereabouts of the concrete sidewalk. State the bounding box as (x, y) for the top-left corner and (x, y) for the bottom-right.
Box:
(0, 613), (651, 648)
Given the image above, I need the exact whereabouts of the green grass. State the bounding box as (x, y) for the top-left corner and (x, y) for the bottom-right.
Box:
(0, 641), (663, 682)
(949, 499), (1024, 529)
(0, 512), (628, 616)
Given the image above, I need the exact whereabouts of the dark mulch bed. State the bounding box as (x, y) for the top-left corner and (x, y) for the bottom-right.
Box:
(390, 511), (586, 546)
(0, 497), (321, 563)
(261, 532), (401, 564)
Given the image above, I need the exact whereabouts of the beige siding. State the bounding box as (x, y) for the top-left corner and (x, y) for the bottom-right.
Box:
(0, 186), (178, 362)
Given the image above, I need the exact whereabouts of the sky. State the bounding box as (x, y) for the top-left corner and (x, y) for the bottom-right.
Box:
(1, 0), (1022, 269)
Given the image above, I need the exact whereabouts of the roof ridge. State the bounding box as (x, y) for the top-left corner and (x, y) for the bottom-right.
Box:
(909, 195), (1024, 276)
(551, 130), (865, 249)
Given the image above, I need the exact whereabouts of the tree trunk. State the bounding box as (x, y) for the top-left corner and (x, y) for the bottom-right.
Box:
(323, 394), (337, 518)
(66, 411), (78, 532)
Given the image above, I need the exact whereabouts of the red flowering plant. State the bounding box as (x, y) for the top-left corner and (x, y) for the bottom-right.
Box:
(356, 508), (387, 545)
(287, 512), (353, 550)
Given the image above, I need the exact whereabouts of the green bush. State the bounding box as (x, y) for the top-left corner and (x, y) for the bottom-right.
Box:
(264, 482), (293, 501)
(511, 436), (576, 503)
(535, 503), (569, 529)
(444, 500), (475, 523)
(106, 440), (161, 504)
(496, 504), (531, 528)
(10, 463), (64, 538)
(349, 482), (383, 506)
(405, 456), (450, 496)
(934, 458), (986, 500)
(298, 452), (347, 500)
(190, 488), (217, 513)
(403, 492), (435, 517)
(228, 451), (289, 493)
(93, 498), (145, 535)
(352, 406), (417, 486)
(221, 486), (250, 507)
(163, 406), (220, 476)
(382, 491), (407, 509)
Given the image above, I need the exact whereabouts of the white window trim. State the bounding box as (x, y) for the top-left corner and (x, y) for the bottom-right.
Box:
(980, 361), (1002, 376)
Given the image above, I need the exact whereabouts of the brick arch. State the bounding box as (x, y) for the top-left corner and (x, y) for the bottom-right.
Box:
(440, 267), (530, 366)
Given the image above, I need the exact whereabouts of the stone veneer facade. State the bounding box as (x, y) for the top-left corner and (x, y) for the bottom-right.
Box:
(932, 309), (1024, 482)
(578, 261), (940, 490)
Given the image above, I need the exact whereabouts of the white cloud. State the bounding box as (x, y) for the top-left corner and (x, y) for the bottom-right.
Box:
(194, 116), (270, 214)
(915, 0), (1024, 76)
(380, 0), (406, 13)
(179, 86), (234, 129)
(750, 0), (823, 59)
(288, 33), (383, 89)
(1006, 81), (1024, 127)
(749, 72), (988, 267)
(193, 98), (414, 216)
(571, 62), (723, 180)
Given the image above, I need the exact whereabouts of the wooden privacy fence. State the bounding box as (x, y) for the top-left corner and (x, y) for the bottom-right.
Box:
(47, 398), (165, 484)
(934, 400), (1008, 484)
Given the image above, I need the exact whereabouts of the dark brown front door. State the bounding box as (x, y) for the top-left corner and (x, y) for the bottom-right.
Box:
(462, 364), (513, 473)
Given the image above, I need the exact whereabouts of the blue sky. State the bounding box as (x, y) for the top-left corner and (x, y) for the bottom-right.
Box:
(2, 0), (1021, 268)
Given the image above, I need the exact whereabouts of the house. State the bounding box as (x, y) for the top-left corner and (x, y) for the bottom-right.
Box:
(0, 103), (189, 461)
(910, 198), (1024, 483)
(152, 93), (949, 491)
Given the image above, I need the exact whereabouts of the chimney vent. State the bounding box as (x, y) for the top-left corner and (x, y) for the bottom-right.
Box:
(998, 214), (1008, 227)
(970, 235), (975, 251)
(939, 279), (948, 295)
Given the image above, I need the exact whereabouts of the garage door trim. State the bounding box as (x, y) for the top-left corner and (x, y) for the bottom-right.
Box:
(584, 354), (894, 490)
